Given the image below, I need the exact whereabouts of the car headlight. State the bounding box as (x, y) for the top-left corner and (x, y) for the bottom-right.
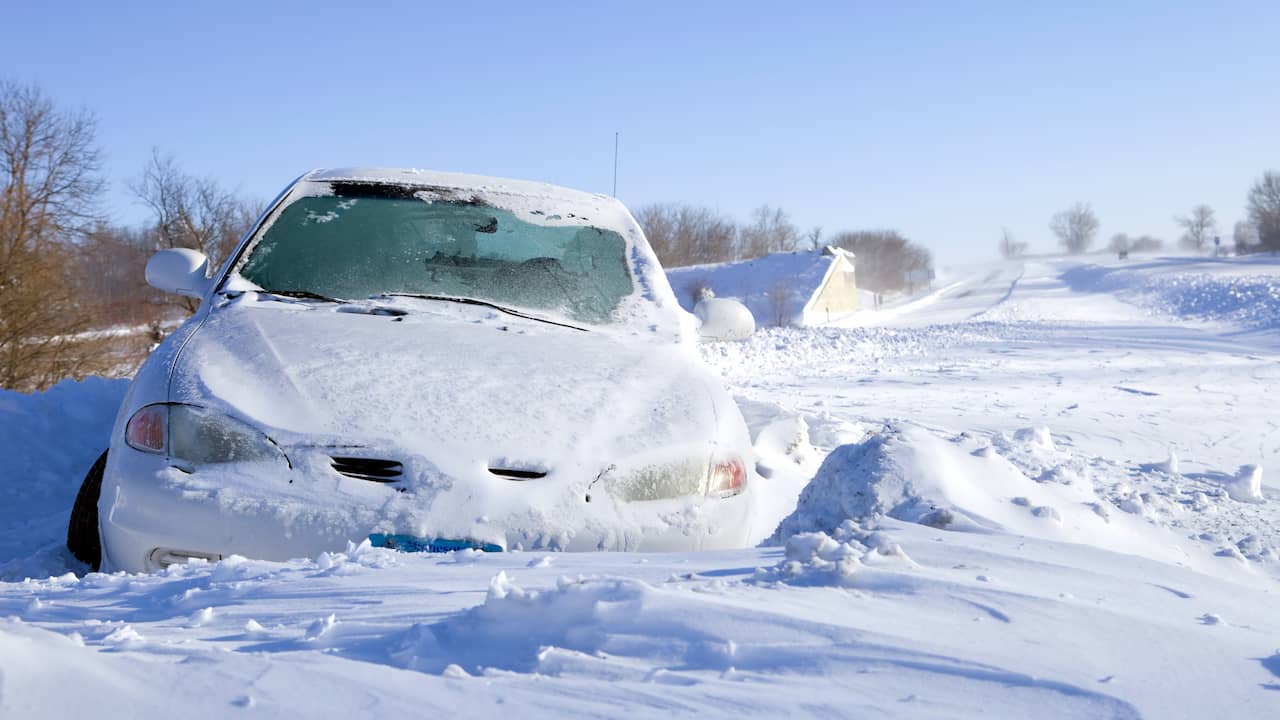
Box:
(605, 453), (747, 502)
(707, 456), (746, 497)
(125, 403), (287, 467)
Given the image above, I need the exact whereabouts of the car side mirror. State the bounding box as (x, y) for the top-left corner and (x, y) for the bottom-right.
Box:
(694, 297), (755, 341)
(146, 248), (211, 298)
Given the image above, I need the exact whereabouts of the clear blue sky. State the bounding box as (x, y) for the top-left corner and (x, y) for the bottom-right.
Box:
(5, 1), (1277, 265)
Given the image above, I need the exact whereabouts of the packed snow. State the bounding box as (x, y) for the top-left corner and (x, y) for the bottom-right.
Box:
(3, 254), (1280, 718)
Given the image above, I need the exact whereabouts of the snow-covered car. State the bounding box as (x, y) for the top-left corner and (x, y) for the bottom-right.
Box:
(66, 168), (757, 573)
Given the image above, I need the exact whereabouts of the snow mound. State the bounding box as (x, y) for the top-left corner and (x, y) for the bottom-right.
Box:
(769, 424), (1194, 564)
(760, 526), (866, 587)
(1225, 465), (1264, 503)
(753, 519), (917, 588)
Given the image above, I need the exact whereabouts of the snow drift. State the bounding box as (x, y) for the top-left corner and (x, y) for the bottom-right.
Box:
(768, 423), (1212, 568)
(1061, 257), (1280, 332)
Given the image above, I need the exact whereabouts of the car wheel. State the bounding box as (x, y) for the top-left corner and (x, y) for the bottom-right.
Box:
(67, 450), (108, 571)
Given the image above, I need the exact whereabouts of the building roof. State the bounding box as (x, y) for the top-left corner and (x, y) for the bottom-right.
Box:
(665, 247), (855, 326)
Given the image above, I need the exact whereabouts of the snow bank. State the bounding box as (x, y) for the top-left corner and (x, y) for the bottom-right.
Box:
(1061, 259), (1280, 332)
(0, 378), (127, 580)
(768, 423), (1202, 565)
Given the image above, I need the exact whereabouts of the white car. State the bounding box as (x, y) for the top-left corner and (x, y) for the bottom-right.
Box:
(67, 168), (758, 573)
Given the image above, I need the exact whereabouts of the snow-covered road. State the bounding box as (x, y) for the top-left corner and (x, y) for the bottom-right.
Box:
(3, 254), (1279, 718)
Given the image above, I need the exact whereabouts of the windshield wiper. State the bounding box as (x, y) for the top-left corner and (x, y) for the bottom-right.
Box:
(258, 289), (347, 303)
(375, 293), (588, 332)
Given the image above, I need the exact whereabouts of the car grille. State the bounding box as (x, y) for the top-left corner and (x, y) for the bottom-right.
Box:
(331, 456), (404, 484)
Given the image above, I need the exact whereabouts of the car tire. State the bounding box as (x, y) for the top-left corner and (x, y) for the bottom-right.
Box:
(67, 450), (108, 572)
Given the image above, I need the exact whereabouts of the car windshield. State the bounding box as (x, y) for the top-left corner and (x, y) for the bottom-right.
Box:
(235, 183), (635, 325)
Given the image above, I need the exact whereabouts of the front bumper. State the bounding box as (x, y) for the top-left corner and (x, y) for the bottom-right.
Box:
(98, 447), (755, 573)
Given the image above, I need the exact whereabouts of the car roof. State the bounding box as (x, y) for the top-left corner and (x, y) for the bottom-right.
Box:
(303, 167), (615, 208)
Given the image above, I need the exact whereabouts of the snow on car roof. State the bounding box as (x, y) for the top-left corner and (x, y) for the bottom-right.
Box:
(304, 167), (614, 210)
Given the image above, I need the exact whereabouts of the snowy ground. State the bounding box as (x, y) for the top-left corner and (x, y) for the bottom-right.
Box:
(3, 255), (1280, 718)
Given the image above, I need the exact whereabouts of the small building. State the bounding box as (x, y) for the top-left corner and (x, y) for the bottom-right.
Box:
(665, 246), (858, 327)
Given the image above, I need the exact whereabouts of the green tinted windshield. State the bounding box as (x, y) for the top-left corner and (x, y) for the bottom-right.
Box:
(237, 185), (634, 325)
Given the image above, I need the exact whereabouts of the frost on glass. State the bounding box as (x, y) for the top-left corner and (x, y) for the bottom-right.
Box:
(239, 191), (634, 324)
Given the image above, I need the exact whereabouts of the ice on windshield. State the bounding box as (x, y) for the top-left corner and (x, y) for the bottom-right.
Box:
(237, 184), (635, 325)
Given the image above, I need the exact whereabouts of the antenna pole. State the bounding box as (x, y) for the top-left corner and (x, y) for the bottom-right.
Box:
(612, 132), (619, 197)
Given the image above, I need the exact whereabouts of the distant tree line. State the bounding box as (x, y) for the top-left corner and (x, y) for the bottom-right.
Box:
(636, 204), (934, 294)
(1, 82), (259, 391)
(999, 175), (1280, 258)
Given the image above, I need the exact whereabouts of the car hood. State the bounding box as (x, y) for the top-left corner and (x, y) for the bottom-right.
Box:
(170, 297), (728, 479)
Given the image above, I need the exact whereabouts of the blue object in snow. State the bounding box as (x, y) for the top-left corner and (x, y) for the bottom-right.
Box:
(368, 533), (502, 553)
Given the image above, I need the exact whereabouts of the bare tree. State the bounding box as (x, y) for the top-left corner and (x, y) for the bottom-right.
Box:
(1108, 233), (1131, 254)
(999, 226), (1027, 258)
(831, 229), (932, 293)
(0, 82), (118, 391)
(131, 150), (260, 311)
(804, 226), (823, 250)
(634, 203), (737, 267)
(1174, 204), (1216, 252)
(1233, 220), (1258, 255)
(738, 205), (800, 259)
(132, 149), (259, 267)
(1049, 202), (1099, 254)
(1247, 171), (1280, 253)
(74, 223), (165, 326)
